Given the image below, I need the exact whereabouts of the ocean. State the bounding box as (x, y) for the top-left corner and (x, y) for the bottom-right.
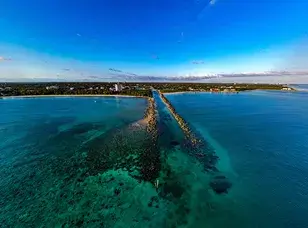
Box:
(1, 91), (308, 227)
(166, 90), (308, 227)
(292, 84), (308, 91)
(0, 96), (152, 227)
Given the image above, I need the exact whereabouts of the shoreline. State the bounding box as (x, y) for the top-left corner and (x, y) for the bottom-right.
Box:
(161, 91), (239, 94)
(162, 88), (297, 95)
(0, 94), (148, 99)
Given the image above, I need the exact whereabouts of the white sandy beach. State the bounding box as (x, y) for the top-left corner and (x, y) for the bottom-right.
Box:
(1, 94), (148, 99)
(162, 91), (195, 95)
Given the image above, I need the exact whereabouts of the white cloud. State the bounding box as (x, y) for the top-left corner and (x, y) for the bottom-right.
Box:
(0, 56), (11, 61)
(1, 41), (308, 83)
(0, 44), (111, 81)
(209, 0), (217, 5)
(208, 75), (308, 84)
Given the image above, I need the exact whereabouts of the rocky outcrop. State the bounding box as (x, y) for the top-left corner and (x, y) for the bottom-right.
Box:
(143, 97), (158, 136)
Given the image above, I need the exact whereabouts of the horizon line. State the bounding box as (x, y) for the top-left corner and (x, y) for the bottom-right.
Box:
(0, 81), (293, 85)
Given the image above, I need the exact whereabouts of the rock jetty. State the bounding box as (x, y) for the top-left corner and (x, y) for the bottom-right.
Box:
(158, 91), (201, 146)
(143, 97), (158, 137)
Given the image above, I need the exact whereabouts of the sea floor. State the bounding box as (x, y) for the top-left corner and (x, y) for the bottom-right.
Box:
(3, 92), (305, 227)
(0, 97), (229, 227)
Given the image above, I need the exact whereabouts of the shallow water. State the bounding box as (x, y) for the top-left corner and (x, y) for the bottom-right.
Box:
(166, 91), (308, 227)
(0, 97), (155, 227)
(1, 95), (214, 228)
(2, 91), (308, 227)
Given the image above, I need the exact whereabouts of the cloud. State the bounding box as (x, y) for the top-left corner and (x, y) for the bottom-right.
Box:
(209, 75), (308, 84)
(191, 60), (205, 64)
(106, 73), (217, 82)
(219, 71), (308, 78)
(209, 0), (217, 5)
(109, 68), (138, 77)
(2, 42), (308, 83)
(0, 56), (11, 61)
(193, 0), (217, 21)
(109, 68), (122, 73)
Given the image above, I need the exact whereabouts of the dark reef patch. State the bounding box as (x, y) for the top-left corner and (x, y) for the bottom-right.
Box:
(81, 119), (161, 183)
(170, 140), (180, 146)
(62, 122), (104, 135)
(161, 181), (185, 199)
(209, 175), (232, 194)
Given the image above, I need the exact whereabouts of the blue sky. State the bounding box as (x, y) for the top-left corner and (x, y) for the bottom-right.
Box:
(0, 0), (308, 82)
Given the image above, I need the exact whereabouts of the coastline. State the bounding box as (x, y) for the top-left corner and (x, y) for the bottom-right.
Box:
(0, 94), (148, 99)
(162, 91), (191, 95)
(162, 88), (297, 95)
(162, 91), (238, 95)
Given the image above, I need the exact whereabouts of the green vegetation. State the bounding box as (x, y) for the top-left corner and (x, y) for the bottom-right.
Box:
(0, 82), (152, 98)
(0, 82), (293, 98)
(153, 83), (292, 93)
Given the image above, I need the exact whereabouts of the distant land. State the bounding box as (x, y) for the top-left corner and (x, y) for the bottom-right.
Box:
(0, 82), (295, 98)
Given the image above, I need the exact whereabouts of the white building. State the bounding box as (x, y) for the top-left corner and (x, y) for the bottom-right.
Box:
(114, 83), (123, 92)
(46, 86), (59, 90)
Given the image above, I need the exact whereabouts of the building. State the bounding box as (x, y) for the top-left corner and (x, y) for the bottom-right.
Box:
(210, 88), (220, 92)
(114, 83), (123, 92)
(46, 86), (59, 90)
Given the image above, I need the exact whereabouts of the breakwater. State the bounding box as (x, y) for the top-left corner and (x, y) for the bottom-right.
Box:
(158, 91), (201, 146)
(143, 97), (158, 136)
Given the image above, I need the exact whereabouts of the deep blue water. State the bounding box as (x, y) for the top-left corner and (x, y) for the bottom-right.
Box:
(166, 90), (308, 227)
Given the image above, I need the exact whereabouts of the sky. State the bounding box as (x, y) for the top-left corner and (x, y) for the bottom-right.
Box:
(0, 0), (308, 83)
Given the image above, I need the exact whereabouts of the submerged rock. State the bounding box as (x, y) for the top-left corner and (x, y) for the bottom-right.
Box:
(170, 140), (180, 146)
(114, 188), (121, 196)
(209, 175), (232, 194)
(161, 181), (185, 198)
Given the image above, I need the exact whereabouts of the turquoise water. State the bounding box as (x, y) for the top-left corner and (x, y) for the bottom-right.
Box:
(2, 92), (308, 227)
(0, 97), (154, 227)
(166, 91), (308, 227)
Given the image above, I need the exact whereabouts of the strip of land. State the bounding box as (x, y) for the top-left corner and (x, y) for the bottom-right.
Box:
(1, 94), (147, 99)
(0, 82), (294, 98)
